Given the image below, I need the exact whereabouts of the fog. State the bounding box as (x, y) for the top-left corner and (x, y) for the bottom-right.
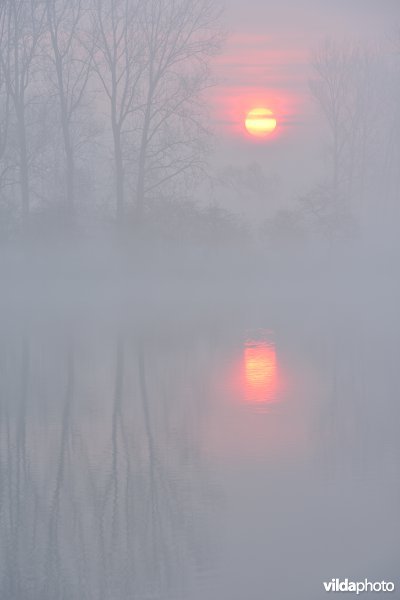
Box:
(0, 0), (399, 598)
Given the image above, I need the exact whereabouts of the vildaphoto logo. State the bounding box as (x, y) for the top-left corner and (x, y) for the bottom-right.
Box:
(323, 579), (395, 595)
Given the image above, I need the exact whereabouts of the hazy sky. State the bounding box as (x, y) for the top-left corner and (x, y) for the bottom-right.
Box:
(213, 0), (399, 134)
(208, 0), (400, 216)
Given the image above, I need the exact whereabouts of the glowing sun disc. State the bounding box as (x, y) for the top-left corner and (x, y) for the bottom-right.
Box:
(245, 107), (277, 137)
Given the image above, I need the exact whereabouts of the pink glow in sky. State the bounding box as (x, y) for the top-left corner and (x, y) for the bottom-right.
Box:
(209, 0), (399, 142)
(210, 33), (308, 141)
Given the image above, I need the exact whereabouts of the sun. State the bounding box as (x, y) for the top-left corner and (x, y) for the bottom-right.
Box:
(245, 107), (277, 137)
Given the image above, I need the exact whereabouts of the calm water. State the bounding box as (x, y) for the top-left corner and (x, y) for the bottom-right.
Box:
(0, 300), (399, 599)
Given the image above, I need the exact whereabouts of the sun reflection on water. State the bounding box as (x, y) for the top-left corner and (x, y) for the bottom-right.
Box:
(243, 332), (279, 406)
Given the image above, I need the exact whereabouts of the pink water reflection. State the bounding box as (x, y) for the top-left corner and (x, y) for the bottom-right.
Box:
(243, 336), (279, 405)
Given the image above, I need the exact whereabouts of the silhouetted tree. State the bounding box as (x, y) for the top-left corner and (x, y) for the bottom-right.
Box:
(0, 5), (12, 191)
(0, 0), (45, 231)
(310, 39), (387, 228)
(91, 0), (145, 226)
(45, 0), (93, 225)
(0, 0), (223, 238)
(135, 0), (221, 221)
(310, 40), (357, 201)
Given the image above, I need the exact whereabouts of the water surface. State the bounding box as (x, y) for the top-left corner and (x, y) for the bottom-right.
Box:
(0, 300), (398, 599)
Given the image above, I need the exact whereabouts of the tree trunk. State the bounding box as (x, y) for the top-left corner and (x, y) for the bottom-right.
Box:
(136, 104), (151, 223)
(333, 125), (339, 201)
(136, 146), (146, 223)
(55, 42), (75, 228)
(16, 103), (30, 233)
(112, 120), (124, 227)
(61, 117), (75, 227)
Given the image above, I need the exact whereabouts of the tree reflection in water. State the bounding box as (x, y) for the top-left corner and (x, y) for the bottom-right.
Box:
(0, 324), (220, 599)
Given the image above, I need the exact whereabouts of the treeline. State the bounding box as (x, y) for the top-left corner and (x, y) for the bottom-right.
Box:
(0, 0), (221, 238)
(261, 37), (400, 251)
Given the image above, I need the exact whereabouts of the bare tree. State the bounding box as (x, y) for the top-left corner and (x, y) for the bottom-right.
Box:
(0, 5), (12, 191)
(91, 0), (145, 226)
(45, 0), (93, 225)
(135, 0), (221, 221)
(0, 0), (223, 236)
(0, 0), (45, 231)
(310, 39), (390, 232)
(310, 39), (358, 201)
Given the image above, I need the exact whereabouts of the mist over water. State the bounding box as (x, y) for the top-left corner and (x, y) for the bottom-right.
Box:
(0, 283), (399, 599)
(0, 0), (400, 598)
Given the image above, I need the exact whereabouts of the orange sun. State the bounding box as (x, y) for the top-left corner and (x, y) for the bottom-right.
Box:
(245, 107), (277, 137)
